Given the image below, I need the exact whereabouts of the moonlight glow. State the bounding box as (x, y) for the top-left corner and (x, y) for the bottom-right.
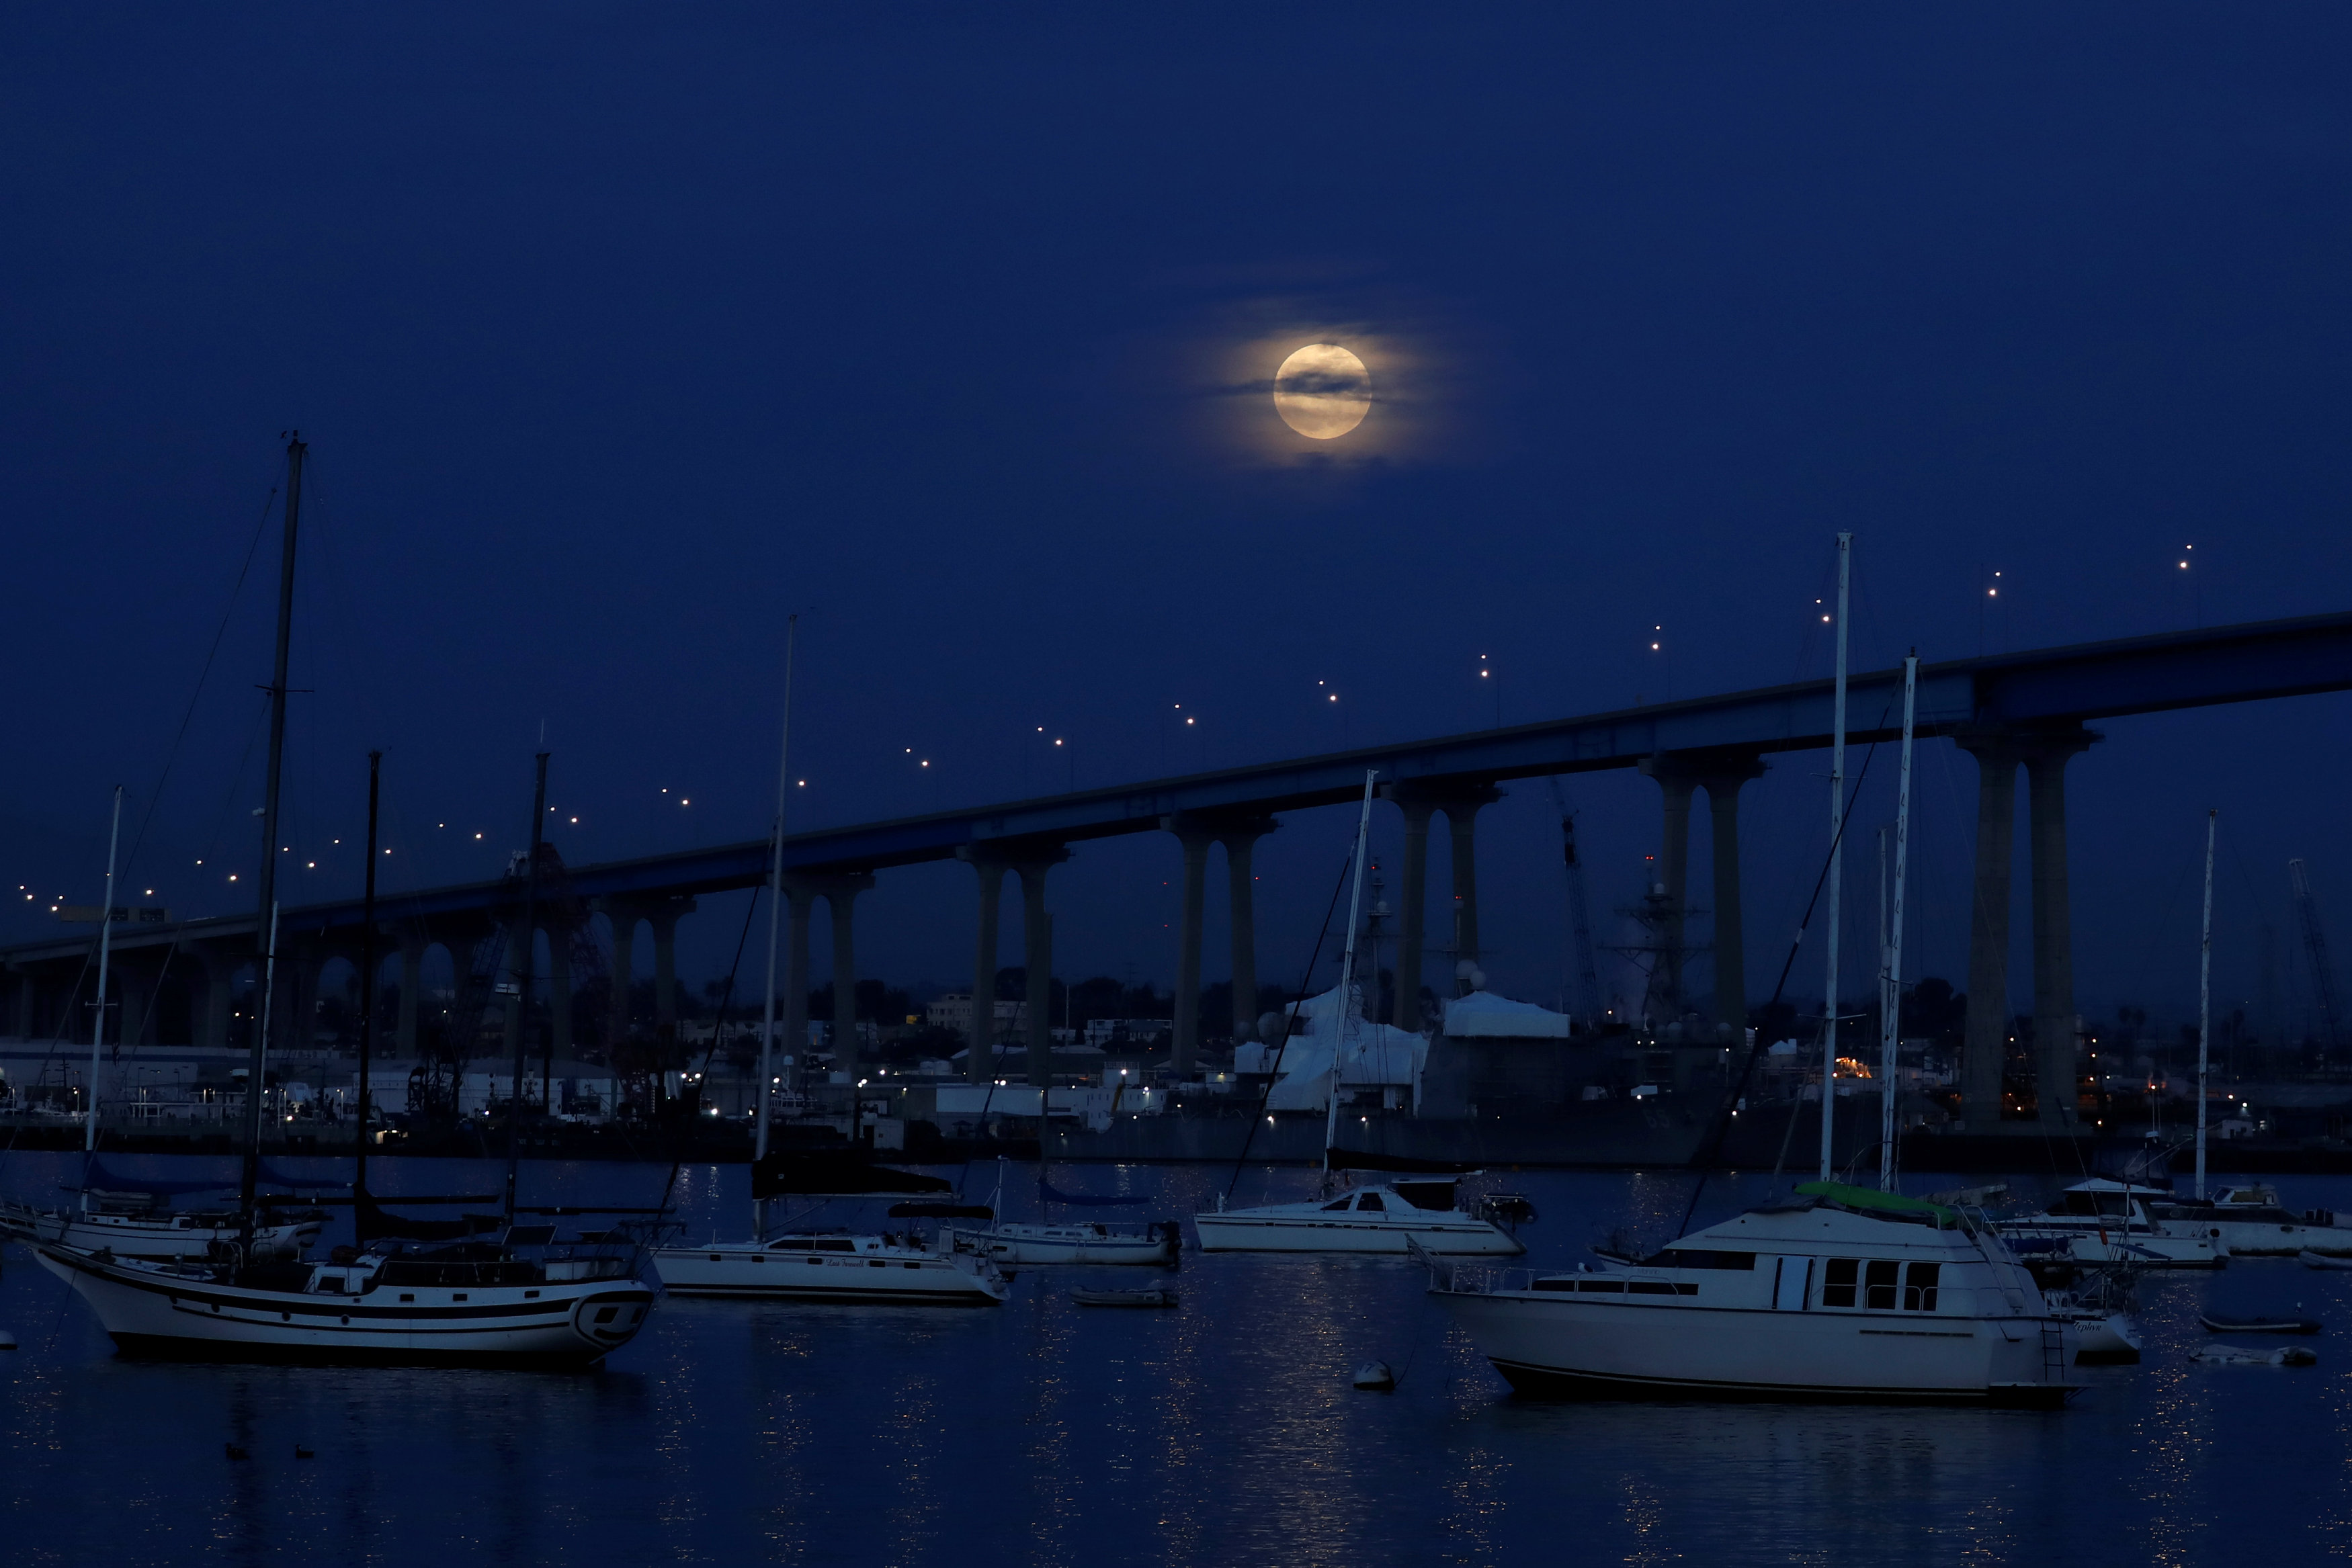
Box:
(1272, 343), (1371, 439)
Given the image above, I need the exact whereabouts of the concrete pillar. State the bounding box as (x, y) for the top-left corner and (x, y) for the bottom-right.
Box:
(782, 881), (814, 1084)
(396, 937), (424, 1059)
(199, 947), (237, 1052)
(1220, 821), (1276, 1041)
(1443, 786), (1503, 977)
(1387, 795), (1435, 1031)
(1700, 758), (1767, 1038)
(116, 953), (163, 1049)
(1639, 758), (1697, 1011)
(818, 877), (875, 1083)
(603, 904), (638, 1051)
(10, 969), (33, 1039)
(650, 909), (681, 1032)
(2024, 729), (2098, 1129)
(1016, 858), (1063, 1086)
(956, 853), (1007, 1083)
(1957, 732), (2022, 1131)
(499, 922), (529, 1061)
(1171, 831), (1211, 1075)
(547, 924), (573, 1062)
(292, 948), (325, 1054)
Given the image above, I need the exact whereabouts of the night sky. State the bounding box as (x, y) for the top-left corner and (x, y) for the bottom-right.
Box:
(9, 7), (2352, 1041)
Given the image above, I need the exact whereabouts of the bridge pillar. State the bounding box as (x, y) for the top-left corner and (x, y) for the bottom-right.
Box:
(1957, 731), (2023, 1131)
(114, 951), (165, 1049)
(1443, 786), (1503, 982)
(1219, 820), (1277, 1041)
(775, 879), (815, 1088)
(954, 852), (1007, 1084)
(1386, 795), (1435, 1031)
(1638, 758), (1699, 1013)
(1169, 828), (1212, 1075)
(9, 968), (32, 1039)
(546, 922), (573, 1065)
(649, 908), (681, 1033)
(1015, 855), (1065, 1086)
(1647, 751), (1767, 1037)
(194, 946), (237, 1051)
(791, 877), (873, 1082)
(2025, 728), (2098, 1129)
(601, 902), (639, 1049)
(292, 946), (325, 1055)
(396, 934), (425, 1060)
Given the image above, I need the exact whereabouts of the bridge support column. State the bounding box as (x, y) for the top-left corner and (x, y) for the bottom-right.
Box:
(1220, 820), (1276, 1041)
(1702, 763), (1765, 1039)
(1639, 758), (1699, 1013)
(954, 853), (1007, 1084)
(780, 881), (814, 1088)
(649, 908), (681, 1036)
(792, 877), (873, 1083)
(1016, 857), (1065, 1086)
(1169, 829), (1211, 1075)
(292, 947), (324, 1055)
(2025, 729), (2098, 1130)
(9, 969), (33, 1039)
(1957, 732), (2023, 1131)
(1388, 796), (1434, 1031)
(546, 923), (572, 1066)
(1444, 786), (1503, 984)
(396, 935), (424, 1060)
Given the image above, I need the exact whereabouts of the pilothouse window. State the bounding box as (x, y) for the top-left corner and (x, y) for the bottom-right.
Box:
(1355, 1194), (1384, 1212)
(1864, 1260), (1898, 1310)
(1904, 1262), (1940, 1311)
(1823, 1258), (1859, 1308)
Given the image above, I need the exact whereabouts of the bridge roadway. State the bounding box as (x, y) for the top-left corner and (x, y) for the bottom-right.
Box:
(9, 609), (2352, 1130)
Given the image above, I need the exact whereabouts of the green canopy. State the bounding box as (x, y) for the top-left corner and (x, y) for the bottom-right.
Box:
(1794, 1180), (1962, 1229)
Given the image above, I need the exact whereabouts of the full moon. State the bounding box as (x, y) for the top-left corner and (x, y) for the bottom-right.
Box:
(1272, 343), (1371, 439)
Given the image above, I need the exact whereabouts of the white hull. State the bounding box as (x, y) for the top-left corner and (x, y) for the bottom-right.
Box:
(36, 1245), (652, 1366)
(1, 1203), (317, 1262)
(1993, 1221), (2224, 1268)
(1195, 1205), (1523, 1256)
(1439, 1289), (2072, 1405)
(943, 1221), (1177, 1267)
(653, 1237), (1007, 1304)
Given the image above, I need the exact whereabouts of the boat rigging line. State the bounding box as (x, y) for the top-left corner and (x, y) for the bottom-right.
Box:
(1322, 772), (1378, 1192)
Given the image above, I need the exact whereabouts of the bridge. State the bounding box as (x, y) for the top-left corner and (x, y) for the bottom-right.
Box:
(10, 607), (2352, 1131)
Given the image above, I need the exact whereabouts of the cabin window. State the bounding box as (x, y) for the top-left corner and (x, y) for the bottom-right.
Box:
(818, 1239), (856, 1254)
(1904, 1262), (1939, 1311)
(452, 1293), (468, 1302)
(400, 1293), (415, 1303)
(1864, 1261), (1898, 1310)
(1576, 1279), (1626, 1293)
(1322, 1199), (1352, 1212)
(1823, 1258), (1859, 1307)
(1629, 1280), (1699, 1296)
(317, 1276), (345, 1293)
(1643, 1249), (1757, 1271)
(1355, 1194), (1384, 1212)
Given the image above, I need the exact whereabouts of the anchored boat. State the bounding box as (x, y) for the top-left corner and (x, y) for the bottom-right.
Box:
(1429, 1182), (2078, 1406)
(1195, 1175), (1524, 1256)
(654, 1232), (1008, 1304)
(1992, 1179), (2226, 1268)
(0, 1186), (319, 1263)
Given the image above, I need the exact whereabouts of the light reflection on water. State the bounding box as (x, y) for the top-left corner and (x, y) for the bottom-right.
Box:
(2, 1156), (2351, 1565)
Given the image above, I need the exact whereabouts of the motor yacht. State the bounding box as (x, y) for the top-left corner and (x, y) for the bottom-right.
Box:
(36, 1231), (653, 1366)
(1429, 1181), (2076, 1405)
(2149, 1182), (2352, 1257)
(653, 1232), (1009, 1305)
(1193, 1177), (1524, 1256)
(1990, 1178), (2226, 1268)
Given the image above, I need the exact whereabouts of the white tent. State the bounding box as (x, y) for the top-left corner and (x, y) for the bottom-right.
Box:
(1236, 984), (1427, 1112)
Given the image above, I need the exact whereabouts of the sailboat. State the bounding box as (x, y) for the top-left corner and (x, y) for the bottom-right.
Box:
(645, 617), (1007, 1306)
(1191, 771), (1523, 1258)
(37, 437), (656, 1366)
(941, 1162), (1179, 1267)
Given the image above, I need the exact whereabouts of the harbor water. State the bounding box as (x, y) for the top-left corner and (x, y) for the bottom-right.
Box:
(4, 1156), (2351, 1566)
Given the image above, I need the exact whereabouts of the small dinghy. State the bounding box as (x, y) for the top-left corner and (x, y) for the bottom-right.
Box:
(2192, 1343), (2319, 1366)
(2300, 1250), (2352, 1270)
(2199, 1310), (2322, 1336)
(1068, 1287), (1178, 1309)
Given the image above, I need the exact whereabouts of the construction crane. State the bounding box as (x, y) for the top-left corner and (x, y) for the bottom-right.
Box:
(2290, 858), (2346, 1068)
(1544, 776), (1605, 1022)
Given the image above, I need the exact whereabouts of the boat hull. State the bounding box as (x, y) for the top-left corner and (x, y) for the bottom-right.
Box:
(652, 1246), (1007, 1305)
(1439, 1289), (2072, 1407)
(1193, 1211), (1523, 1256)
(37, 1245), (651, 1367)
(943, 1222), (1178, 1267)
(0, 1203), (318, 1262)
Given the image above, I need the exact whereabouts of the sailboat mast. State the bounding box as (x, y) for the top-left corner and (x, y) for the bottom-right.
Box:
(1325, 771), (1378, 1183)
(1818, 531), (1851, 1182)
(753, 616), (797, 1238)
(2196, 809), (2217, 1200)
(355, 751), (381, 1205)
(84, 785), (124, 1153)
(1879, 654), (1915, 1190)
(505, 751), (549, 1228)
(240, 434), (305, 1228)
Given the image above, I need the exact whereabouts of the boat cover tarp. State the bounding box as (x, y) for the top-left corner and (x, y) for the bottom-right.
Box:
(1037, 1176), (1147, 1207)
(751, 1152), (952, 1199)
(1796, 1180), (1960, 1229)
(1325, 1147), (1480, 1176)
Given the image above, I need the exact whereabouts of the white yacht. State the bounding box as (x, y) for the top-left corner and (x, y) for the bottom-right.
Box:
(1194, 1178), (1525, 1256)
(2149, 1183), (2352, 1257)
(36, 1235), (653, 1366)
(1430, 1181), (2077, 1405)
(653, 1232), (1009, 1305)
(943, 1219), (1179, 1268)
(1991, 1179), (2226, 1268)
(0, 1190), (320, 1262)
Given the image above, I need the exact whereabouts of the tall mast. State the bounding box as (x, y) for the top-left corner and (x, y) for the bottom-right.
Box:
(2196, 809), (2217, 1200)
(1818, 532), (1851, 1182)
(1324, 771), (1377, 1185)
(753, 615), (798, 1237)
(85, 785), (124, 1153)
(1879, 654), (1916, 1190)
(505, 751), (549, 1228)
(240, 433), (305, 1229)
(355, 751), (381, 1205)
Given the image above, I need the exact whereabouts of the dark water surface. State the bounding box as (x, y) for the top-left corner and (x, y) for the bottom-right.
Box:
(4, 1155), (2351, 1567)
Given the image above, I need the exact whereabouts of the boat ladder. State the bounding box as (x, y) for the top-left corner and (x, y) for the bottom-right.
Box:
(2039, 1319), (2068, 1384)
